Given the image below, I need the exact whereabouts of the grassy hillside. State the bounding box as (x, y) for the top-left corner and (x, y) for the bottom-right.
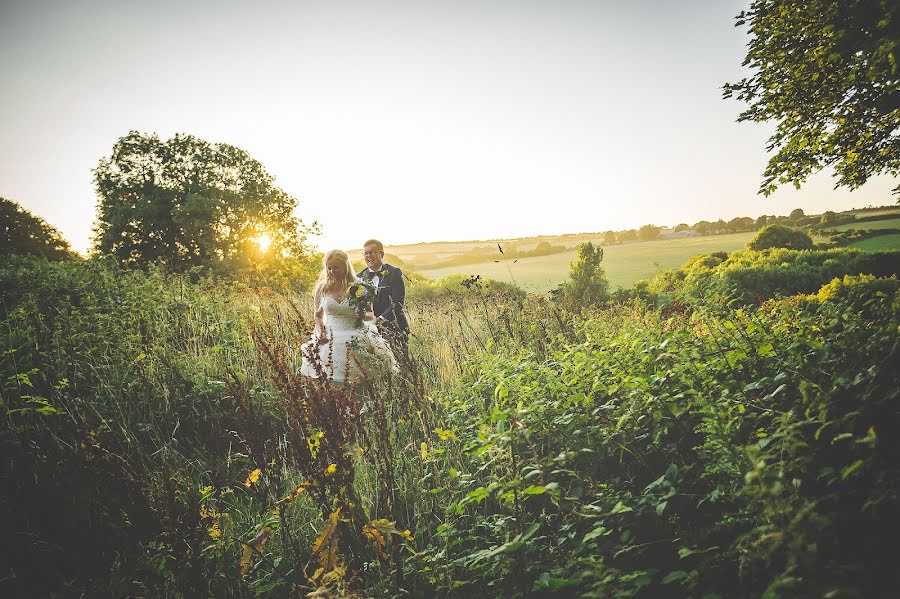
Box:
(850, 233), (900, 251)
(419, 232), (756, 292)
(828, 217), (900, 232)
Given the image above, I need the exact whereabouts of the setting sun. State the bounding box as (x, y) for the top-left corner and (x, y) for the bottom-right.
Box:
(254, 232), (272, 253)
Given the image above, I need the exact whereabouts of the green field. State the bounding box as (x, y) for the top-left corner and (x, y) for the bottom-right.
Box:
(419, 232), (756, 292)
(849, 233), (900, 252)
(829, 216), (900, 232)
(846, 208), (900, 218)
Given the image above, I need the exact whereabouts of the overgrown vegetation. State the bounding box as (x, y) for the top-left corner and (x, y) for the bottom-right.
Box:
(2, 238), (899, 597)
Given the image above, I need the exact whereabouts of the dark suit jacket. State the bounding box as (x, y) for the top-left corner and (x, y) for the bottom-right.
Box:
(358, 263), (409, 334)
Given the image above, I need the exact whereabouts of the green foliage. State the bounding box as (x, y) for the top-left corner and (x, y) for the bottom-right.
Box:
(4, 242), (900, 597)
(650, 246), (900, 305)
(637, 224), (662, 241)
(407, 272), (525, 301)
(748, 224), (814, 251)
(556, 241), (610, 309)
(0, 256), (260, 596)
(415, 281), (900, 596)
(724, 0), (900, 195)
(93, 131), (320, 288)
(0, 197), (76, 260)
(618, 229), (638, 243)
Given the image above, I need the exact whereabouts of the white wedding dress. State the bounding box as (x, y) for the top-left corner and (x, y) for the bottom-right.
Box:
(300, 296), (398, 383)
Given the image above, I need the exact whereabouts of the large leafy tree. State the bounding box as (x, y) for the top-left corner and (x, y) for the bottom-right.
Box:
(724, 0), (899, 196)
(93, 131), (319, 286)
(1, 197), (75, 260)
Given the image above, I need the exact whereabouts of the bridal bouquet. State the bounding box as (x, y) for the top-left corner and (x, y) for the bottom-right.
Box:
(347, 277), (378, 326)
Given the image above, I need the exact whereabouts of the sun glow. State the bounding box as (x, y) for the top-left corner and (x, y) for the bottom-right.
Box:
(254, 233), (272, 253)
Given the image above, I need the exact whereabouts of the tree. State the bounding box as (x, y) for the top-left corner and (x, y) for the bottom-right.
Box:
(602, 230), (618, 245)
(619, 229), (638, 242)
(694, 220), (714, 235)
(789, 208), (806, 220)
(557, 241), (609, 308)
(93, 131), (319, 286)
(724, 0), (900, 196)
(755, 215), (770, 229)
(728, 216), (756, 232)
(747, 224), (815, 251)
(638, 224), (662, 241)
(674, 223), (690, 232)
(1, 197), (75, 260)
(821, 210), (839, 225)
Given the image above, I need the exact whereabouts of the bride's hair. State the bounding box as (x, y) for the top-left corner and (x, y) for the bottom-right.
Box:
(313, 249), (356, 307)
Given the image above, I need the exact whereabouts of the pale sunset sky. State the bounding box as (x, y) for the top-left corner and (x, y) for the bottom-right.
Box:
(1, 0), (896, 254)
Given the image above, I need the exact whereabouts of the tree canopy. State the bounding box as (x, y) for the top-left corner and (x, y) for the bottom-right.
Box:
(1, 197), (75, 260)
(724, 0), (899, 196)
(93, 131), (319, 287)
(637, 224), (662, 241)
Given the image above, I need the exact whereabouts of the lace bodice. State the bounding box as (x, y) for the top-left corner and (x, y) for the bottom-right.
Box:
(322, 296), (362, 330)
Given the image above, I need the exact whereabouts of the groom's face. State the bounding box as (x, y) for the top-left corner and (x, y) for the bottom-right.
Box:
(364, 245), (384, 271)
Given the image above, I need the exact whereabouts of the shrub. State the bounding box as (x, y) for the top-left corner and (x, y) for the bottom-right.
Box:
(747, 224), (814, 251)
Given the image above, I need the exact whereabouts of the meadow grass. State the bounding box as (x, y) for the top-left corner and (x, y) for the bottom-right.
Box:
(828, 216), (900, 232)
(418, 232), (756, 292)
(849, 233), (900, 251)
(845, 207), (900, 218)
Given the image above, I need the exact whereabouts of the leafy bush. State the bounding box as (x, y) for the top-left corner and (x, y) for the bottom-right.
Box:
(747, 224), (813, 251)
(410, 282), (900, 597)
(650, 247), (900, 305)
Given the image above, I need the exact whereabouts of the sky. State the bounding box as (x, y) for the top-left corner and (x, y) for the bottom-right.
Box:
(1, 0), (896, 255)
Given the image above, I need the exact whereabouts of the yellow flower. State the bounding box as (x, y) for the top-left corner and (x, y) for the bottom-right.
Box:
(420, 442), (428, 460)
(434, 427), (458, 441)
(244, 468), (261, 488)
(325, 463), (337, 476)
(355, 287), (363, 298)
(402, 529), (414, 541)
(208, 521), (222, 540)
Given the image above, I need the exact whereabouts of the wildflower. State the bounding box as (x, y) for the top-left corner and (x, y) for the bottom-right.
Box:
(420, 442), (428, 460)
(208, 521), (222, 541)
(434, 427), (458, 441)
(325, 463), (337, 476)
(402, 529), (414, 541)
(244, 468), (261, 488)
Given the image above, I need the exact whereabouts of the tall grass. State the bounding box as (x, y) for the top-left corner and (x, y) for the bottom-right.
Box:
(2, 254), (898, 597)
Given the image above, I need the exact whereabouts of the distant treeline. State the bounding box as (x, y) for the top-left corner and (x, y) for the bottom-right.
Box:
(403, 206), (900, 271)
(413, 240), (570, 269)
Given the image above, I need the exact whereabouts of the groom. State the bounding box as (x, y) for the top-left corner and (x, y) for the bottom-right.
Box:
(358, 239), (410, 346)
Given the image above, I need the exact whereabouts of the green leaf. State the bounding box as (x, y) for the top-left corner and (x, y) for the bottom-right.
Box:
(661, 570), (688, 584)
(583, 525), (610, 542)
(840, 459), (865, 480)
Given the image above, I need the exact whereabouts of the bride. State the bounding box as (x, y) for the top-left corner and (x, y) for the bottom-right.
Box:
(300, 249), (398, 384)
